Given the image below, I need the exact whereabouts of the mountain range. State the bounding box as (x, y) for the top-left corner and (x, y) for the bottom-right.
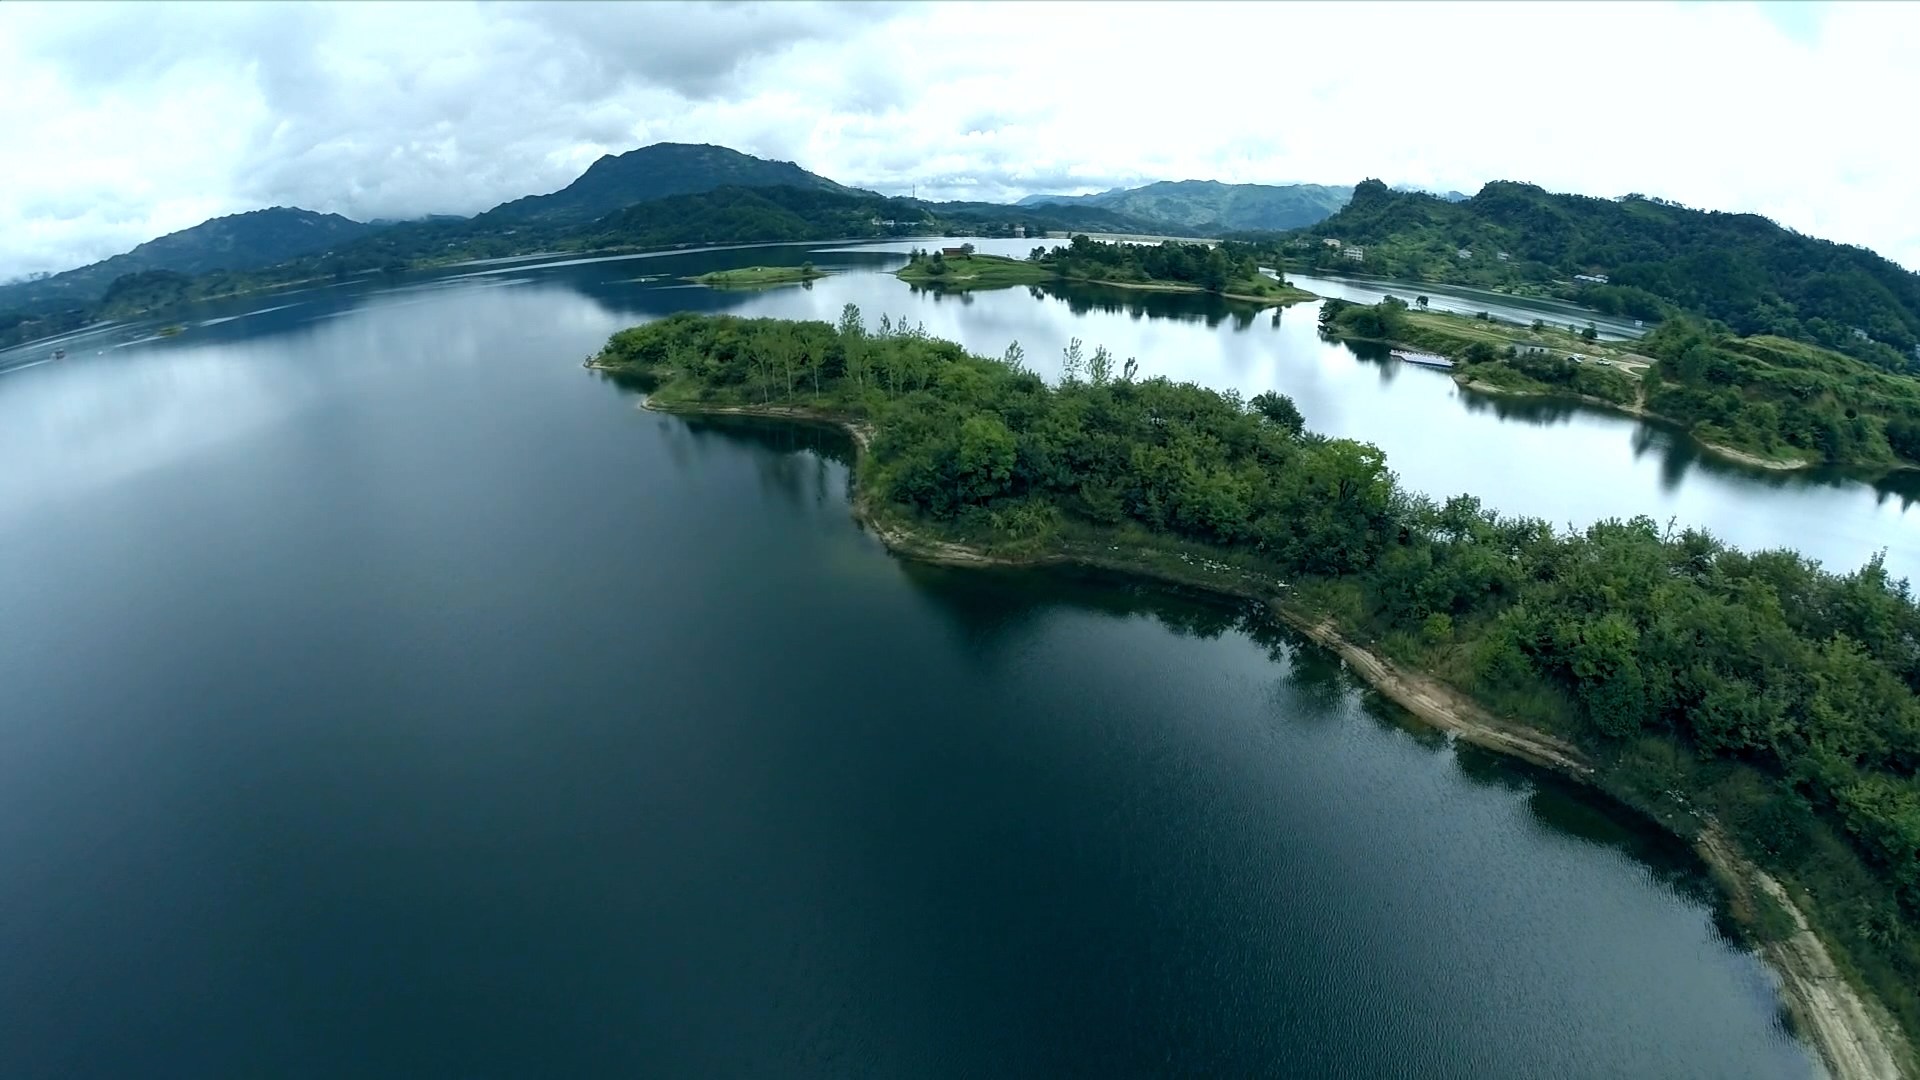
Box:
(1017, 180), (1355, 233)
(480, 142), (866, 226)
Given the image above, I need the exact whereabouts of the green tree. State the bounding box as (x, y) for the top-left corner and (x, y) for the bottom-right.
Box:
(1061, 337), (1086, 384)
(954, 413), (1017, 505)
(1250, 390), (1305, 435)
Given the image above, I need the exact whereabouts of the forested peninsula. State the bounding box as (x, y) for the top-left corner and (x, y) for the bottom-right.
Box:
(897, 237), (1316, 306)
(1317, 297), (1920, 472)
(591, 310), (1920, 1078)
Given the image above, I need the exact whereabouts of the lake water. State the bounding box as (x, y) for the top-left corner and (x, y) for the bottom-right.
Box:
(0, 239), (1873, 1076)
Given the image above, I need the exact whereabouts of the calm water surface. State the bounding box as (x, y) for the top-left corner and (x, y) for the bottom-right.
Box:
(0, 240), (1870, 1076)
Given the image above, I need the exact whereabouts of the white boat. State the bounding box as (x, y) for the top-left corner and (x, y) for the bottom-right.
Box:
(1391, 349), (1453, 369)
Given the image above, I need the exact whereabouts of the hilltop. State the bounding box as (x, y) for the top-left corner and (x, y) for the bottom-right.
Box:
(480, 142), (865, 226)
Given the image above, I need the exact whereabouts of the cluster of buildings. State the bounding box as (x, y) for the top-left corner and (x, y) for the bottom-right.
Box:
(1321, 238), (1366, 261)
(1318, 238), (1519, 267)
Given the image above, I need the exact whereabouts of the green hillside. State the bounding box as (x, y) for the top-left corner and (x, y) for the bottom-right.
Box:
(1290, 180), (1920, 372)
(0, 207), (376, 313)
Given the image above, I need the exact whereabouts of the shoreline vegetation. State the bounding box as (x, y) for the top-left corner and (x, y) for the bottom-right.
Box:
(1318, 297), (1920, 476)
(589, 310), (1920, 1079)
(685, 264), (827, 288)
(895, 238), (1318, 308)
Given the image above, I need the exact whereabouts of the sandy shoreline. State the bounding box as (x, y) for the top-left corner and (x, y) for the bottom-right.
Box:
(632, 392), (1913, 1080)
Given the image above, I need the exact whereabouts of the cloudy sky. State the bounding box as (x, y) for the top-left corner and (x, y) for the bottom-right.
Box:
(3, 0), (1916, 280)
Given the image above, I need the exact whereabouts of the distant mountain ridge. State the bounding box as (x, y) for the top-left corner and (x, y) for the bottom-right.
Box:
(481, 142), (865, 226)
(1014, 179), (1355, 232)
(0, 207), (376, 313)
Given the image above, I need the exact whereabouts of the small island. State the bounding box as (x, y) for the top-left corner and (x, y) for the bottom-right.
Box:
(896, 237), (1317, 307)
(1318, 297), (1920, 473)
(685, 264), (827, 289)
(896, 249), (1055, 289)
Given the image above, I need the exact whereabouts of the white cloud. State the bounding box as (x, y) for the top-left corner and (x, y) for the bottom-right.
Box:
(3, 0), (1918, 280)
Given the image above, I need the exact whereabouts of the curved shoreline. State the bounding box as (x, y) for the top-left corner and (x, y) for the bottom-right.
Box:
(631, 391), (1913, 1080)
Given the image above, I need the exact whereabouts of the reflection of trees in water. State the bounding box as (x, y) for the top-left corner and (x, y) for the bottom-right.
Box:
(1038, 281), (1275, 330)
(1456, 745), (1726, 909)
(1335, 338), (1406, 386)
(906, 284), (978, 306)
(1873, 471), (1920, 511)
(671, 415), (855, 511)
(902, 559), (1724, 903)
(894, 563), (1273, 662)
(901, 564), (1381, 723)
(1455, 383), (1580, 426)
(1451, 382), (1920, 508)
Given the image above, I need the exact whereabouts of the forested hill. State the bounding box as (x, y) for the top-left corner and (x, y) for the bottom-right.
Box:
(1300, 180), (1920, 371)
(481, 142), (865, 226)
(0, 207), (377, 313)
(571, 186), (938, 250)
(1020, 179), (1354, 232)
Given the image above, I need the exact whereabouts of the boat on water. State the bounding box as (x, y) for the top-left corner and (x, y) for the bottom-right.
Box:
(1391, 349), (1453, 369)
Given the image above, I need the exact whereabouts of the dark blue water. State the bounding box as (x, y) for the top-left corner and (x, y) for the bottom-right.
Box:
(0, 244), (1838, 1076)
